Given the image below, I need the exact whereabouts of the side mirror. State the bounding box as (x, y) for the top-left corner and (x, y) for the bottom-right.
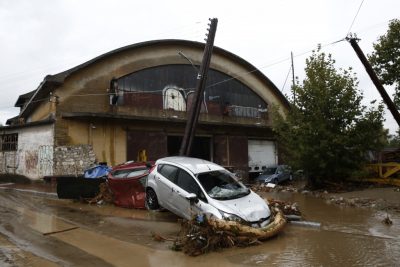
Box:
(186, 193), (199, 205)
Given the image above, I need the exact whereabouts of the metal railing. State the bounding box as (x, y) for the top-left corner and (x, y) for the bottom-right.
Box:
(117, 90), (268, 120)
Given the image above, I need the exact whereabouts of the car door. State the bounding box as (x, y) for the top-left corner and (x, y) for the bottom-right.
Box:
(280, 165), (290, 182)
(155, 164), (178, 211)
(171, 168), (205, 219)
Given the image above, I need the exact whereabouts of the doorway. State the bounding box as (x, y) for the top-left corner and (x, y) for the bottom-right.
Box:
(167, 136), (211, 160)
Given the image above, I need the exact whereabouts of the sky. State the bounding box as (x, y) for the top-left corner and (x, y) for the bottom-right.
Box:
(0, 0), (399, 133)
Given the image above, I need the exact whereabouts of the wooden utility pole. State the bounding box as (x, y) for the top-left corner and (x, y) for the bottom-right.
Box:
(347, 36), (400, 127)
(291, 51), (296, 104)
(179, 18), (218, 156)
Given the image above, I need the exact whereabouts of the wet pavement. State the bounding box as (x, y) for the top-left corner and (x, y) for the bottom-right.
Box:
(0, 181), (399, 267)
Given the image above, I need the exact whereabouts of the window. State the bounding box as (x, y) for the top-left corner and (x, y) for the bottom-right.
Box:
(176, 169), (206, 201)
(158, 164), (178, 183)
(111, 168), (148, 178)
(1, 133), (18, 151)
(176, 170), (198, 193)
(197, 170), (249, 200)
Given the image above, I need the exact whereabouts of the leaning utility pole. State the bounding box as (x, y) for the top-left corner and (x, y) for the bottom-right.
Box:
(347, 36), (400, 127)
(179, 18), (218, 156)
(291, 51), (296, 104)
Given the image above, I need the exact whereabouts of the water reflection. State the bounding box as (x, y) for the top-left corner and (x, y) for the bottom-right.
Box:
(15, 207), (76, 235)
(254, 192), (400, 266)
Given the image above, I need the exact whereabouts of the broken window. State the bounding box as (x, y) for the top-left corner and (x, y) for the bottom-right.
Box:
(197, 170), (250, 200)
(1, 133), (18, 151)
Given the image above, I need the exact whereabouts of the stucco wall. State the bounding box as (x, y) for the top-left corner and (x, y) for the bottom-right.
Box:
(66, 120), (126, 166)
(0, 124), (54, 180)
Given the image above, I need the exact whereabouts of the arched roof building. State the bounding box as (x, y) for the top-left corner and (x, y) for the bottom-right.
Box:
(2, 40), (289, 180)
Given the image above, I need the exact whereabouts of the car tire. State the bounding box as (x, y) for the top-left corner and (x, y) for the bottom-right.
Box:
(273, 178), (278, 184)
(146, 188), (160, 210)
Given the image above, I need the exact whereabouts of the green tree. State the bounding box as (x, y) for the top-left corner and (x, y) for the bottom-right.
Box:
(386, 129), (400, 147)
(273, 48), (386, 187)
(369, 19), (400, 107)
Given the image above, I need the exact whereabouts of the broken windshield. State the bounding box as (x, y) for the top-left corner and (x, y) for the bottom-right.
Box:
(197, 170), (250, 200)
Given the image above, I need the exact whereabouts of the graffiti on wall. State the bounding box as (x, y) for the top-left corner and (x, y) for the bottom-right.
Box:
(0, 150), (19, 174)
(38, 145), (53, 177)
(25, 151), (38, 174)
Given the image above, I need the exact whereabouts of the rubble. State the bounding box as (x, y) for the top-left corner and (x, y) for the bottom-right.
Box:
(88, 182), (114, 204)
(252, 182), (400, 213)
(171, 209), (286, 256)
(251, 183), (299, 193)
(382, 214), (393, 225)
(267, 198), (301, 216)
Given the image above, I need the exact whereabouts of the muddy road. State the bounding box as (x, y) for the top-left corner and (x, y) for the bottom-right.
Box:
(0, 182), (399, 267)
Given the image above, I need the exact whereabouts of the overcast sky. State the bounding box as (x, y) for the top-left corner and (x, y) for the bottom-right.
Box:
(1, 0), (399, 133)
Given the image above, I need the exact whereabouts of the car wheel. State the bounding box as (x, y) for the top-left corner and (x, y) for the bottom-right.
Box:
(273, 178), (279, 184)
(146, 188), (160, 210)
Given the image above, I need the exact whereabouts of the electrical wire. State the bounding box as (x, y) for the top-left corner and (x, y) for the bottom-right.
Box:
(0, 14), (397, 114)
(281, 65), (292, 93)
(347, 0), (365, 34)
(0, 36), (346, 111)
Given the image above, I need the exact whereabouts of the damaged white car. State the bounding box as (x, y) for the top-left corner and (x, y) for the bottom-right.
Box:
(145, 156), (271, 227)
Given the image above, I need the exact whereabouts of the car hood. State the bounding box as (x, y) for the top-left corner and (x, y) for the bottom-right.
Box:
(210, 191), (270, 222)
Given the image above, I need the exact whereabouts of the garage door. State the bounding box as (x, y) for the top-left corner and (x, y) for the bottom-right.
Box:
(248, 140), (277, 173)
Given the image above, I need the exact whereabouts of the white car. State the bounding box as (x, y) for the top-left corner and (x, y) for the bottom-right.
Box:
(146, 156), (271, 227)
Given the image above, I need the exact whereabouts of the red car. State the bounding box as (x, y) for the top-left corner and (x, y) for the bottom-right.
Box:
(107, 161), (153, 209)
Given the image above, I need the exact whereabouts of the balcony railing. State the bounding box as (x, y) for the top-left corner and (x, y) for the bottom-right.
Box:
(113, 90), (270, 126)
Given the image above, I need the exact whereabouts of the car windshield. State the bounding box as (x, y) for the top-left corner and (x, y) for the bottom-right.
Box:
(262, 167), (277, 175)
(197, 170), (250, 200)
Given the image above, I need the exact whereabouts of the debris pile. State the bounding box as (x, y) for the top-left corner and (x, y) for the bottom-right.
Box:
(326, 196), (377, 208)
(382, 214), (393, 225)
(88, 182), (114, 204)
(251, 183), (299, 193)
(267, 198), (301, 216)
(171, 209), (286, 256)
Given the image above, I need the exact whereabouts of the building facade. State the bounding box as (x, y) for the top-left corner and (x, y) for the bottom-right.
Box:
(0, 40), (289, 180)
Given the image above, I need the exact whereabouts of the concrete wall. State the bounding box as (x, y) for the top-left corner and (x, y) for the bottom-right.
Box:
(66, 120), (126, 166)
(27, 99), (55, 123)
(0, 124), (54, 180)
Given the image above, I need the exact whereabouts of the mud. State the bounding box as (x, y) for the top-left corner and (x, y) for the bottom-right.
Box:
(0, 181), (399, 266)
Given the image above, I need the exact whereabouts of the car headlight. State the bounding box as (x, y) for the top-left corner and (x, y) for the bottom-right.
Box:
(219, 210), (245, 223)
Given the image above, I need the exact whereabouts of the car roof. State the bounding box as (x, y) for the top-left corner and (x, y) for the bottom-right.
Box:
(156, 156), (224, 174)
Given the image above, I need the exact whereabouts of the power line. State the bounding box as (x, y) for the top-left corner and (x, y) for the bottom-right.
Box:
(281, 65), (292, 93)
(0, 15), (396, 90)
(1, 14), (396, 111)
(347, 0), (365, 34)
